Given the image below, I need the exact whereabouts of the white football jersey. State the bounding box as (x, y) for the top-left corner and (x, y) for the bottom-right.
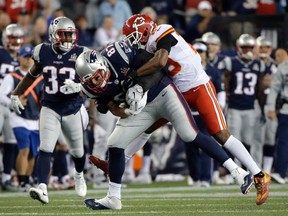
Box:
(145, 24), (210, 92)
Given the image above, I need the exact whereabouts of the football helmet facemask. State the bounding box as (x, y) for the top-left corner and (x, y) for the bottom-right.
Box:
(76, 50), (110, 93)
(236, 34), (256, 61)
(2, 24), (24, 51)
(49, 16), (78, 53)
(122, 14), (156, 49)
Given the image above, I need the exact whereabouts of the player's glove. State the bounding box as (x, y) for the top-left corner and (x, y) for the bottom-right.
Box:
(126, 84), (144, 105)
(125, 91), (147, 115)
(60, 79), (81, 94)
(10, 95), (24, 114)
(121, 69), (137, 92)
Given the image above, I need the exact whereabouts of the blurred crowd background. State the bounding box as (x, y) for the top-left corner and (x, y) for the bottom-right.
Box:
(1, 0), (287, 52)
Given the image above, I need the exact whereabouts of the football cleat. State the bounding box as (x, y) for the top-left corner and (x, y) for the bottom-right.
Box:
(231, 167), (254, 194)
(254, 171), (271, 205)
(88, 155), (109, 176)
(84, 195), (122, 210)
(1, 180), (18, 191)
(240, 173), (254, 194)
(73, 169), (87, 197)
(29, 183), (49, 204)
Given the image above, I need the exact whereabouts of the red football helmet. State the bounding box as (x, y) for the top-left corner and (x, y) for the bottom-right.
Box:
(122, 14), (156, 49)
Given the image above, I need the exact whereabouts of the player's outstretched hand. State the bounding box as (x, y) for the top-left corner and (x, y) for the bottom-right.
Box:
(60, 79), (81, 94)
(10, 95), (24, 114)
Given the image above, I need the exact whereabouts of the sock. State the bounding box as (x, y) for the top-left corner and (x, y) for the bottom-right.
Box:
(108, 181), (121, 199)
(191, 132), (229, 164)
(24, 175), (30, 184)
(263, 145), (275, 174)
(263, 157), (273, 174)
(141, 142), (152, 173)
(109, 148), (125, 184)
(222, 158), (239, 173)
(141, 156), (151, 174)
(18, 175), (26, 186)
(37, 151), (52, 184)
(1, 173), (11, 183)
(254, 172), (264, 178)
(72, 153), (86, 173)
(223, 135), (261, 175)
(3, 143), (17, 174)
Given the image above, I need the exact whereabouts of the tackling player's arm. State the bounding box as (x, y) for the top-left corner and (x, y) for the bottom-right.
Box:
(107, 100), (130, 118)
(135, 34), (177, 76)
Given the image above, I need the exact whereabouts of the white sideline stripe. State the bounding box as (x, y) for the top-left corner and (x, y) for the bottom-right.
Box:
(1, 209), (288, 215)
(0, 191), (287, 201)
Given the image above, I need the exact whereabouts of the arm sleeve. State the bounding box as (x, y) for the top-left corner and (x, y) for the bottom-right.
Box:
(133, 49), (165, 91)
(156, 34), (178, 53)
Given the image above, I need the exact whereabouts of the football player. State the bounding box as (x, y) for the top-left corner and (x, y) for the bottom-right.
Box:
(0, 24), (24, 191)
(10, 17), (88, 204)
(222, 33), (270, 200)
(201, 31), (226, 70)
(266, 47), (288, 184)
(72, 41), (252, 210)
(253, 36), (277, 172)
(120, 14), (270, 205)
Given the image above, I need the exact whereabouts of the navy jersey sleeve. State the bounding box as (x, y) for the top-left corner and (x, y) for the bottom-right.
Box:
(206, 64), (223, 93)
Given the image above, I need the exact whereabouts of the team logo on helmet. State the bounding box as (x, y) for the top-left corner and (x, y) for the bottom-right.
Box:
(132, 17), (146, 28)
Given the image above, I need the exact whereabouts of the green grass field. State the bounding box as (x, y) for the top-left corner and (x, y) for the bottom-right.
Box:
(0, 181), (287, 216)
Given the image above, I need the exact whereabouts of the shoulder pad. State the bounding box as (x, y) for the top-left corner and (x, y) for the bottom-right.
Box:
(32, 44), (43, 63)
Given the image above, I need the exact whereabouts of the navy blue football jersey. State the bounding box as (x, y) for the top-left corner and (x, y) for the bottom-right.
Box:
(264, 58), (277, 76)
(0, 46), (19, 85)
(33, 43), (88, 115)
(204, 63), (223, 94)
(225, 56), (266, 110)
(262, 57), (277, 99)
(81, 41), (172, 111)
(211, 54), (228, 76)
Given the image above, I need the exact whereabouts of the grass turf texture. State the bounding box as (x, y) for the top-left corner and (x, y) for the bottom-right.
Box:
(0, 181), (287, 216)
